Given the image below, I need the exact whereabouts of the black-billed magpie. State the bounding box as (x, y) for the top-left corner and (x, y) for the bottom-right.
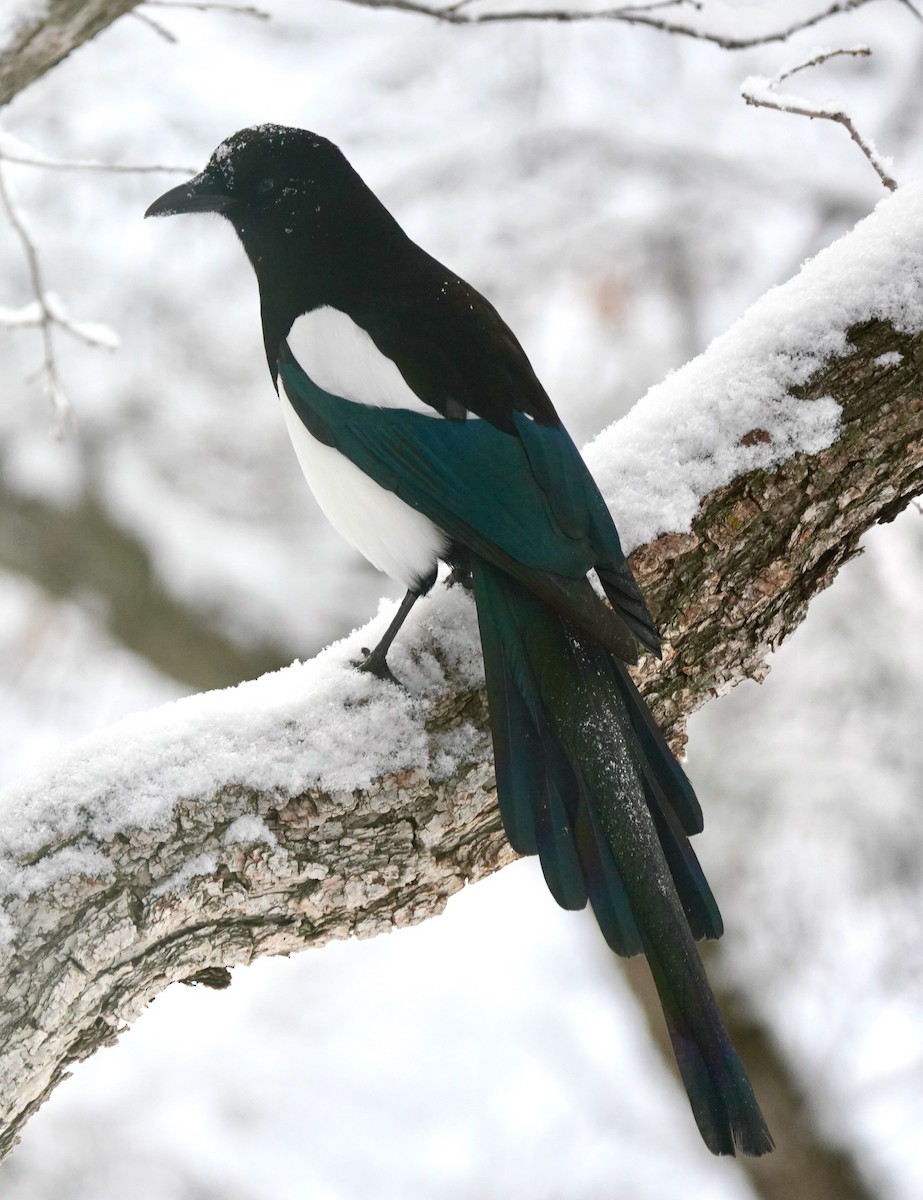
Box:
(146, 125), (772, 1157)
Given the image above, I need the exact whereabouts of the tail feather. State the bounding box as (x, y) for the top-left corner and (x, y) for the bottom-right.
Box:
(535, 777), (587, 911)
(596, 561), (662, 657)
(470, 554), (773, 1158)
(479, 571), (586, 907)
(639, 762), (723, 940)
(613, 660), (703, 835)
(573, 780), (644, 956)
(477, 589), (540, 856)
(647, 947), (773, 1156)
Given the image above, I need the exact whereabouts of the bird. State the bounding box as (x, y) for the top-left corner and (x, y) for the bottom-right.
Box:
(145, 124), (773, 1157)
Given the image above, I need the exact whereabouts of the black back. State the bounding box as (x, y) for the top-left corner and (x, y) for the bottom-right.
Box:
(201, 125), (560, 429)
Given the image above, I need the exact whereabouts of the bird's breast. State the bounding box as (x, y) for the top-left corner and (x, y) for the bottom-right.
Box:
(279, 386), (447, 592)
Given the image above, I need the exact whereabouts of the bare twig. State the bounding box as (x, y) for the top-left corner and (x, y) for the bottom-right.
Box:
(142, 0), (271, 16)
(742, 47), (898, 192)
(775, 44), (872, 83)
(0, 151), (194, 174)
(132, 1), (270, 42)
(131, 8), (179, 40)
(339, 0), (585, 18)
(0, 128), (193, 174)
(334, 0), (881, 50)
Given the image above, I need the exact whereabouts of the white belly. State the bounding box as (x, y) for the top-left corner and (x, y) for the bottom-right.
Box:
(279, 394), (448, 590)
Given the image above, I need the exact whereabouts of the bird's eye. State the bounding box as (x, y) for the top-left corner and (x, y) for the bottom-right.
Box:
(257, 179), (275, 195)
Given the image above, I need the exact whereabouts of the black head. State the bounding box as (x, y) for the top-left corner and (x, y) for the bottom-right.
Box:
(144, 124), (357, 225)
(146, 124), (404, 278)
(146, 125), (407, 378)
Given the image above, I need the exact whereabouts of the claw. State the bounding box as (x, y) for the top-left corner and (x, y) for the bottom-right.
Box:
(355, 646), (403, 687)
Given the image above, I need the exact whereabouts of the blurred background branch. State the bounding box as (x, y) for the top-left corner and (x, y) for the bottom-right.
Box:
(0, 475), (289, 688)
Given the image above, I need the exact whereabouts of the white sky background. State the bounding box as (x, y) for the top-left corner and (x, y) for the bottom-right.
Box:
(1, 0), (923, 1197)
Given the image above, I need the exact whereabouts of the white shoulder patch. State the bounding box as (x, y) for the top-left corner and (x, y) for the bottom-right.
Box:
(287, 306), (438, 417)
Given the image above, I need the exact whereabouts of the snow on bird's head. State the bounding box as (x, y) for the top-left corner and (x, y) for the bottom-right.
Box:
(206, 125), (341, 194)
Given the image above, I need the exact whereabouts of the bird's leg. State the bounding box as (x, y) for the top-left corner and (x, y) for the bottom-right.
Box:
(357, 588), (422, 685)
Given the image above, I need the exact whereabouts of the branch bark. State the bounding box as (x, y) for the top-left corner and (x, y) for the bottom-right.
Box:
(1, 187), (921, 1164)
(0, 0), (143, 108)
(629, 312), (923, 749)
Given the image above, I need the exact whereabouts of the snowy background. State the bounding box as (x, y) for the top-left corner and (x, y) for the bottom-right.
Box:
(1, 0), (922, 1196)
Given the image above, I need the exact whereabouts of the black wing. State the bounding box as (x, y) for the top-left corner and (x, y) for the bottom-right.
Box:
(345, 247), (560, 431)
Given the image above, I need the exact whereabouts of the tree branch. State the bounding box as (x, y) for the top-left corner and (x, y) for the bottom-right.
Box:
(142, 0), (270, 18)
(0, 0), (144, 108)
(0, 162), (71, 426)
(1, 183), (922, 1161)
(0, 162), (124, 425)
(333, 0), (884, 50)
(742, 47), (899, 193)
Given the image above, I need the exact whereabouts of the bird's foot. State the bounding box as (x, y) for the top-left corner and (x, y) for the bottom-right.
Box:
(355, 646), (403, 687)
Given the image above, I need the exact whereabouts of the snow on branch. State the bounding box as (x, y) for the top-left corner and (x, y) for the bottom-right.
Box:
(0, 184), (921, 1158)
(742, 46), (899, 192)
(334, 0), (884, 50)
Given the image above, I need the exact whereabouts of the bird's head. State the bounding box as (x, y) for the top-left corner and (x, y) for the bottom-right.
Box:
(145, 124), (406, 379)
(145, 124), (349, 227)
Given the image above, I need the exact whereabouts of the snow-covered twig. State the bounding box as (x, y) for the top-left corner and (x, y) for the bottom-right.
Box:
(742, 47), (898, 192)
(335, 0), (880, 50)
(0, 130), (193, 421)
(0, 164), (69, 428)
(0, 296), (118, 350)
(0, 163), (120, 428)
(41, 293), (120, 350)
